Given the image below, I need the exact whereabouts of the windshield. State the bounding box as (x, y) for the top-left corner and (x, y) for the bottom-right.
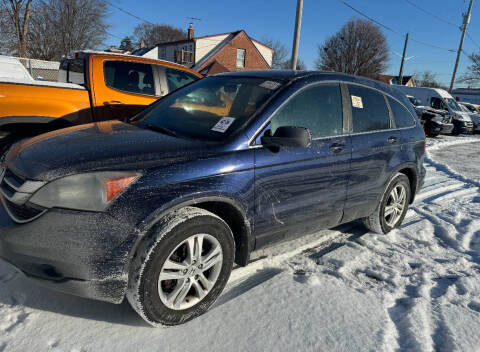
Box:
(444, 97), (461, 112)
(135, 76), (283, 141)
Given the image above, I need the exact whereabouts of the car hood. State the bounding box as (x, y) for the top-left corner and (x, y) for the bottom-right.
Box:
(4, 121), (218, 181)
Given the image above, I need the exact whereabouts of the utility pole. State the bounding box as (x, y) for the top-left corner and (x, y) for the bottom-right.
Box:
(290, 0), (303, 70)
(398, 33), (409, 86)
(449, 0), (474, 92)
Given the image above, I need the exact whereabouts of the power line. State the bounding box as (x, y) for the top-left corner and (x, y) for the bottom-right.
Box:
(337, 0), (457, 52)
(105, 0), (154, 25)
(402, 0), (460, 28)
(106, 31), (123, 40)
(466, 30), (480, 50)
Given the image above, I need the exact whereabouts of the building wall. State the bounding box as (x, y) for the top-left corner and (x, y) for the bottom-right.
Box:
(252, 41), (273, 67)
(158, 42), (195, 64)
(200, 31), (271, 73)
(142, 47), (158, 60)
(195, 35), (230, 63)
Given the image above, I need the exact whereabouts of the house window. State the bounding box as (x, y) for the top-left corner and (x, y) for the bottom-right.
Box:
(236, 49), (246, 68)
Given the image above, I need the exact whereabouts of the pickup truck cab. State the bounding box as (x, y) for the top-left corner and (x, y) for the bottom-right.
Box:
(0, 51), (202, 154)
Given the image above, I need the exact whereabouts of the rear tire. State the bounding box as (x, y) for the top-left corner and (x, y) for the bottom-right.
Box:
(127, 206), (235, 326)
(363, 173), (411, 234)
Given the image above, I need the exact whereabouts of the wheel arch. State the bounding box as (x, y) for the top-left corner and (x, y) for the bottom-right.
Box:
(131, 196), (254, 268)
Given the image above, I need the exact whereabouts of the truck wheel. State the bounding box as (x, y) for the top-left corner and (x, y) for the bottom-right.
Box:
(127, 206), (235, 326)
(363, 173), (411, 234)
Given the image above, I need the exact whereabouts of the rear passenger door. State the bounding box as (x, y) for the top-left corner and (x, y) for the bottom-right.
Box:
(343, 84), (404, 223)
(253, 83), (352, 247)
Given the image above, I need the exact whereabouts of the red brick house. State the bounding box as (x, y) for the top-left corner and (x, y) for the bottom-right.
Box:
(134, 26), (274, 75)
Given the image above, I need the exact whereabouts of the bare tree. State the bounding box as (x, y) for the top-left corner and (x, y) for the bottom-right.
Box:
(27, 0), (108, 60)
(262, 37), (287, 69)
(133, 23), (186, 47)
(416, 71), (444, 88)
(1, 0), (32, 57)
(316, 18), (389, 79)
(459, 52), (480, 85)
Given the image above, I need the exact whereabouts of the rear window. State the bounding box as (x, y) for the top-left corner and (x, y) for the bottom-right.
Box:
(165, 68), (198, 92)
(348, 85), (390, 133)
(58, 58), (85, 85)
(388, 97), (415, 128)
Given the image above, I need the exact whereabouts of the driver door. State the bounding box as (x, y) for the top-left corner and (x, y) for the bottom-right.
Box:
(253, 83), (352, 247)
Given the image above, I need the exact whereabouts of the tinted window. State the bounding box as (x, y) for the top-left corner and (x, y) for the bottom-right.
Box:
(165, 68), (197, 92)
(269, 84), (343, 139)
(349, 85), (390, 132)
(104, 61), (154, 95)
(388, 97), (415, 128)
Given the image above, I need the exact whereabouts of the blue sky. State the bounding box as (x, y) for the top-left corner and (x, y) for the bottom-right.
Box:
(105, 0), (480, 88)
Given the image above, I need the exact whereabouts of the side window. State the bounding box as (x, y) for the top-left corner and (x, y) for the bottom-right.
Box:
(348, 85), (390, 133)
(430, 97), (446, 111)
(104, 61), (154, 95)
(388, 97), (415, 128)
(165, 68), (197, 92)
(269, 84), (343, 139)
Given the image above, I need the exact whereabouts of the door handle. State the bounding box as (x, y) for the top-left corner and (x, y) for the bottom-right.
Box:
(329, 143), (345, 153)
(103, 100), (125, 106)
(387, 136), (398, 144)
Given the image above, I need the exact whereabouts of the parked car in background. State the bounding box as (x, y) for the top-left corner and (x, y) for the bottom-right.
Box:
(0, 56), (34, 81)
(0, 71), (426, 326)
(397, 86), (473, 135)
(458, 101), (480, 114)
(458, 102), (480, 133)
(406, 95), (453, 137)
(0, 51), (202, 156)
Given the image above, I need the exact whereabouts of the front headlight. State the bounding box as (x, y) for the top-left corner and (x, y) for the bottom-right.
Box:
(30, 171), (140, 211)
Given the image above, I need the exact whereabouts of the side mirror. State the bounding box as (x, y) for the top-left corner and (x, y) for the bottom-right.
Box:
(261, 126), (312, 148)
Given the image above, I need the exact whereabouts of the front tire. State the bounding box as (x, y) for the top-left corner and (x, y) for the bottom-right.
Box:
(363, 173), (411, 234)
(127, 207), (235, 326)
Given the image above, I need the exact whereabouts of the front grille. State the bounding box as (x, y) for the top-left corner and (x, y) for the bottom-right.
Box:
(3, 198), (45, 222)
(0, 167), (46, 223)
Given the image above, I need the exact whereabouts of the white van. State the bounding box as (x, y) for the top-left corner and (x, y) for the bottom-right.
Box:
(396, 86), (473, 135)
(0, 56), (34, 81)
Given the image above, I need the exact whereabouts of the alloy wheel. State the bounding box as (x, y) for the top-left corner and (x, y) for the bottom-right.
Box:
(157, 233), (223, 310)
(384, 184), (407, 227)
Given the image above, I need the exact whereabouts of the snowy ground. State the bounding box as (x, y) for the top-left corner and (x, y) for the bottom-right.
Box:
(1, 135), (480, 352)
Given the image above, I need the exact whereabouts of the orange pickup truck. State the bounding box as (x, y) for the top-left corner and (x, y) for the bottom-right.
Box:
(0, 51), (202, 154)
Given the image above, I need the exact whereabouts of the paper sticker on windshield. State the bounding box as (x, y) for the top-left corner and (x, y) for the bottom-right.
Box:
(211, 117), (235, 133)
(260, 81), (281, 90)
(351, 95), (363, 109)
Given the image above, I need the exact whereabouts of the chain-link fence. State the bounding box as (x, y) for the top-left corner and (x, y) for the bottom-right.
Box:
(9, 56), (60, 81)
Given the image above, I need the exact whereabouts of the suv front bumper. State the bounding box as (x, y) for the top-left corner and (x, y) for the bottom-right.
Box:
(0, 202), (136, 303)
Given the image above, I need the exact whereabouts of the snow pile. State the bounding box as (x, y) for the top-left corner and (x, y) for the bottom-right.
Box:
(1, 135), (480, 351)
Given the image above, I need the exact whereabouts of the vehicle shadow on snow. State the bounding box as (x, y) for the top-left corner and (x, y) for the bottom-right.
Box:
(215, 221), (369, 307)
(0, 261), (148, 327)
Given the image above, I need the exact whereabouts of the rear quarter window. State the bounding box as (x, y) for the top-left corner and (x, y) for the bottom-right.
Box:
(388, 97), (415, 128)
(58, 58), (85, 85)
(348, 85), (390, 133)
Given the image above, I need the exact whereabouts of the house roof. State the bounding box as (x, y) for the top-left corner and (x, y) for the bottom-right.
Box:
(377, 74), (414, 85)
(150, 30), (274, 52)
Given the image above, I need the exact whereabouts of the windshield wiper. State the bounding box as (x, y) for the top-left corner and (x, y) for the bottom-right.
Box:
(143, 124), (179, 138)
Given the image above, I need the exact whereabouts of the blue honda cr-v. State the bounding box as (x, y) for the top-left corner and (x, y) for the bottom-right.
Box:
(0, 70), (426, 325)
